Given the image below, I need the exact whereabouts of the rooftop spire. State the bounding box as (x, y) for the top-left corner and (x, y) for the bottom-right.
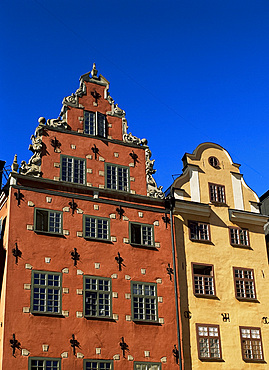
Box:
(91, 63), (98, 79)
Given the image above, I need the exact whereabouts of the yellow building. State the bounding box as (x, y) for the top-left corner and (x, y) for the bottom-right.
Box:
(169, 143), (269, 369)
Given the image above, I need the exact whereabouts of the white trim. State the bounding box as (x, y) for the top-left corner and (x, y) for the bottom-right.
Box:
(231, 172), (244, 210)
(189, 166), (200, 202)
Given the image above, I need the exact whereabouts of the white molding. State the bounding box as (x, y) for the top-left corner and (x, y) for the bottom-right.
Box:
(229, 209), (268, 226)
(231, 172), (244, 210)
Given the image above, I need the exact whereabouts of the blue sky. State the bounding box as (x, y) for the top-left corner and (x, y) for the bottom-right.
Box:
(1, 0), (269, 196)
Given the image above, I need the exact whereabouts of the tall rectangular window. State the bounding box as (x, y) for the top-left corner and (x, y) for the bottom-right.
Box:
(34, 208), (62, 235)
(230, 227), (249, 247)
(29, 357), (61, 370)
(189, 221), (210, 242)
(240, 327), (264, 361)
(192, 264), (215, 297)
(105, 164), (129, 192)
(83, 216), (110, 241)
(84, 111), (106, 138)
(31, 271), (62, 315)
(131, 282), (157, 322)
(196, 324), (222, 360)
(61, 155), (86, 184)
(209, 183), (225, 203)
(233, 267), (256, 300)
(83, 360), (113, 370)
(83, 276), (112, 319)
(130, 222), (154, 247)
(134, 362), (161, 370)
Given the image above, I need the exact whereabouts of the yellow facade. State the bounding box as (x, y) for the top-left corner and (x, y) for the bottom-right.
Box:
(171, 143), (269, 369)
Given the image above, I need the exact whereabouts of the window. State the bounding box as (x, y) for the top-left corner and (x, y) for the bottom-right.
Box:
(130, 222), (154, 247)
(230, 227), (249, 247)
(105, 164), (129, 192)
(34, 208), (62, 234)
(189, 221), (210, 242)
(61, 155), (86, 184)
(83, 216), (110, 241)
(208, 156), (220, 169)
(84, 111), (106, 138)
(209, 183), (225, 203)
(192, 264), (215, 297)
(196, 324), (222, 360)
(240, 327), (264, 361)
(131, 281), (158, 322)
(29, 357), (61, 370)
(84, 276), (112, 319)
(233, 267), (256, 300)
(31, 271), (62, 315)
(134, 362), (161, 370)
(84, 360), (113, 370)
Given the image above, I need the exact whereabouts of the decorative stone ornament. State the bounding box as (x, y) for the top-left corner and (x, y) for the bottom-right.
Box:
(123, 132), (147, 146)
(19, 117), (45, 177)
(145, 148), (165, 199)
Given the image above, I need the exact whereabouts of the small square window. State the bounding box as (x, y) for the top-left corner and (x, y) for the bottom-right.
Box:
(189, 221), (210, 242)
(83, 216), (110, 241)
(29, 357), (61, 370)
(131, 281), (158, 322)
(84, 111), (107, 138)
(130, 222), (154, 247)
(233, 267), (256, 300)
(134, 362), (161, 370)
(196, 324), (222, 360)
(192, 264), (216, 297)
(61, 155), (86, 184)
(31, 271), (62, 315)
(230, 227), (249, 247)
(34, 208), (62, 235)
(84, 276), (112, 319)
(209, 183), (225, 204)
(105, 163), (129, 192)
(240, 327), (264, 362)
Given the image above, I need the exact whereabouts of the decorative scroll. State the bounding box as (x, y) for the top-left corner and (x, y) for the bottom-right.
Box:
(123, 132), (148, 146)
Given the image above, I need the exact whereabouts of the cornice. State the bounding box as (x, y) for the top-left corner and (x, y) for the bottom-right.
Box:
(229, 209), (268, 226)
(174, 199), (211, 217)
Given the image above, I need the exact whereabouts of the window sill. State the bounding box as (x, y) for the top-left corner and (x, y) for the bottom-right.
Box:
(130, 243), (157, 249)
(31, 312), (64, 317)
(133, 319), (160, 325)
(231, 244), (252, 250)
(190, 239), (212, 244)
(84, 315), (114, 321)
(199, 358), (224, 362)
(194, 294), (219, 300)
(34, 230), (64, 237)
(243, 359), (266, 363)
(84, 237), (112, 243)
(236, 297), (259, 303)
(209, 201), (228, 207)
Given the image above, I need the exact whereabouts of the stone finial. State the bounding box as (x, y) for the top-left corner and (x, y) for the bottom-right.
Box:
(91, 63), (98, 79)
(11, 154), (19, 173)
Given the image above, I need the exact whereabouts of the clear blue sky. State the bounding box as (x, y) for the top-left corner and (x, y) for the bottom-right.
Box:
(1, 0), (269, 196)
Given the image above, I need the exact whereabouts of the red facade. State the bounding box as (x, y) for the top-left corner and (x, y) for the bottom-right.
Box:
(0, 65), (181, 369)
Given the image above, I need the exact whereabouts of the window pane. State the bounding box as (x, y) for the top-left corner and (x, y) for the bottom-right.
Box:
(84, 112), (95, 135)
(36, 210), (48, 232)
(97, 112), (106, 137)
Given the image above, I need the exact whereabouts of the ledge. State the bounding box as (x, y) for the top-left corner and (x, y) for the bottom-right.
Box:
(174, 199), (211, 217)
(229, 209), (268, 226)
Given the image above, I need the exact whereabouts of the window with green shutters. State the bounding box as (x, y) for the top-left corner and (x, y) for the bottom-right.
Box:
(34, 208), (62, 235)
(31, 271), (62, 315)
(131, 281), (158, 322)
(105, 163), (129, 192)
(134, 362), (161, 370)
(130, 222), (154, 247)
(83, 216), (110, 241)
(61, 155), (86, 184)
(84, 359), (113, 370)
(84, 276), (112, 319)
(84, 111), (107, 138)
(29, 357), (61, 370)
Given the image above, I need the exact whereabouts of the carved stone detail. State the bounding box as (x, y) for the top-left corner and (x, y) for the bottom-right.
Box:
(123, 132), (148, 146)
(47, 117), (68, 130)
(145, 148), (165, 199)
(19, 117), (45, 177)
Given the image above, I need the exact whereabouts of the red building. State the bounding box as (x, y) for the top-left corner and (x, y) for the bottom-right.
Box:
(0, 65), (181, 369)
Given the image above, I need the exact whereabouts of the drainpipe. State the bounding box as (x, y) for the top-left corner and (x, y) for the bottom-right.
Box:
(168, 188), (183, 369)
